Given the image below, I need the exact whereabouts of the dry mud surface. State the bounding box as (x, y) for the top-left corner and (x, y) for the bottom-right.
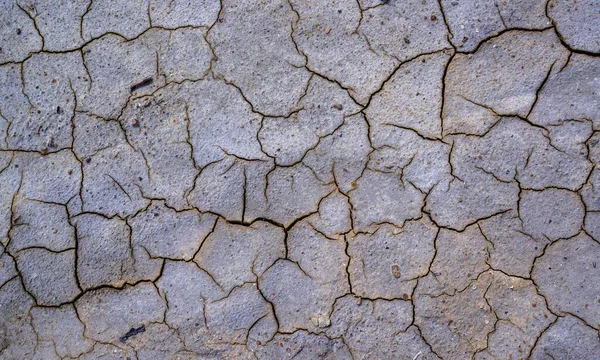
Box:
(1, 0), (599, 359)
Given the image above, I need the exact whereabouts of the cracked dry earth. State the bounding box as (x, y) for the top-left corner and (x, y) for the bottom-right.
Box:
(1, 0), (600, 359)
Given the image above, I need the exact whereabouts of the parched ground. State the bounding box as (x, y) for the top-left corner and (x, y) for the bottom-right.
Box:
(0, 0), (599, 359)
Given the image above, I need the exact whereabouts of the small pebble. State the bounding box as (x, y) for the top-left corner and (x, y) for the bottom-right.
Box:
(310, 314), (331, 328)
(392, 264), (401, 278)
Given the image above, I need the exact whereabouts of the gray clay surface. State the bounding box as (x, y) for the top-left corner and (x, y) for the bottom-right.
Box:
(0, 0), (599, 359)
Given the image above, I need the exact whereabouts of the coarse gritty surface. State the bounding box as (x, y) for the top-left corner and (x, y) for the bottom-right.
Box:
(0, 0), (599, 359)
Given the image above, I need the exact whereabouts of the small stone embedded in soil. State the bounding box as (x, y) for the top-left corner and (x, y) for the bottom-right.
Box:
(310, 313), (331, 328)
(392, 264), (401, 278)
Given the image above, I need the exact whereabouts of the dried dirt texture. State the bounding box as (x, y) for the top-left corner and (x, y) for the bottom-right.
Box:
(0, 0), (599, 359)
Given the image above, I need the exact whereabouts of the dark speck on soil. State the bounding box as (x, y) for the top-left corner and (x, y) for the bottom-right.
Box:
(119, 325), (146, 343)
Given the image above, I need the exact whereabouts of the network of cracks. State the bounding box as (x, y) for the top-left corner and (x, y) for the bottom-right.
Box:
(0, 0), (599, 359)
